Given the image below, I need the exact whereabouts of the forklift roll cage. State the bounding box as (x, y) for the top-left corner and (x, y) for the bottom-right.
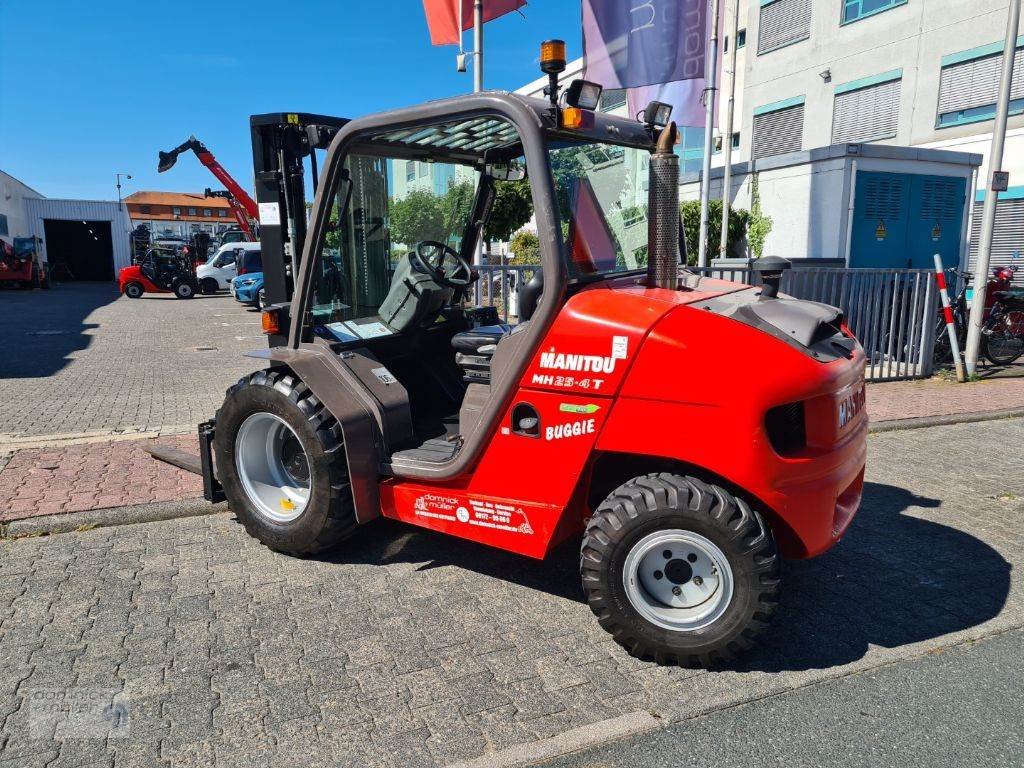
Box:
(250, 93), (665, 499)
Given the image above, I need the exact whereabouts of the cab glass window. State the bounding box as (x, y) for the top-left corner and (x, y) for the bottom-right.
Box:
(548, 139), (654, 277)
(306, 116), (523, 329)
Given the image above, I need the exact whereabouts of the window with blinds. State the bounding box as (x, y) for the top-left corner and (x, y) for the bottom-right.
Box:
(753, 104), (804, 159)
(970, 197), (1024, 285)
(938, 45), (1024, 127)
(758, 0), (812, 55)
(832, 78), (901, 143)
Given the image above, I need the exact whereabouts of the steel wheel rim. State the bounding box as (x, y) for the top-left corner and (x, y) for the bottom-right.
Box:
(622, 529), (734, 632)
(179, 283), (193, 297)
(235, 412), (310, 523)
(126, 284), (142, 298)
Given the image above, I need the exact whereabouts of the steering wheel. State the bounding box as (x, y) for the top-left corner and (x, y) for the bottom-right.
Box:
(414, 241), (474, 289)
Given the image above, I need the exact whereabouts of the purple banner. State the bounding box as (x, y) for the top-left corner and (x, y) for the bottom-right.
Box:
(583, 0), (709, 89)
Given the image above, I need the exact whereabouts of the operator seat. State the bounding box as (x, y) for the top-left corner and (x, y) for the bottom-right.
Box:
(450, 270), (543, 384)
(451, 324), (511, 384)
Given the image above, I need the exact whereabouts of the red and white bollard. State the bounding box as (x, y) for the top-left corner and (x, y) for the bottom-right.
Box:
(934, 253), (966, 383)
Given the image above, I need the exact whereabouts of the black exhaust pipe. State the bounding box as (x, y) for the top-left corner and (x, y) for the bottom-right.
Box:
(647, 121), (680, 290)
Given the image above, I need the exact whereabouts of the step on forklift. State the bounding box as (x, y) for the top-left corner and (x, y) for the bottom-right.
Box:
(172, 43), (867, 666)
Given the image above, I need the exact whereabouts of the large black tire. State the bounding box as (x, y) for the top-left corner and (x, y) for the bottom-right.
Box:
(581, 473), (780, 667)
(214, 369), (357, 556)
(173, 278), (197, 299)
(123, 281), (144, 299)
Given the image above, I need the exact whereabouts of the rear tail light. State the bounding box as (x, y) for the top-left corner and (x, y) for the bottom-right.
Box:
(261, 308), (281, 335)
(765, 401), (806, 455)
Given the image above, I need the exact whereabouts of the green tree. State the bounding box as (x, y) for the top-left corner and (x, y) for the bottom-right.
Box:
(484, 179), (533, 242)
(746, 174), (773, 259)
(680, 200), (750, 265)
(508, 230), (540, 265)
(389, 189), (444, 247)
(441, 181), (476, 241)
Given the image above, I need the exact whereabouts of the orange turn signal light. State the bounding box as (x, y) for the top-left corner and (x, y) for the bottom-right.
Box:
(561, 107), (584, 129)
(261, 308), (281, 335)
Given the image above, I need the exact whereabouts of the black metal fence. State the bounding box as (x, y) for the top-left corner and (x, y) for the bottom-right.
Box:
(696, 267), (939, 381)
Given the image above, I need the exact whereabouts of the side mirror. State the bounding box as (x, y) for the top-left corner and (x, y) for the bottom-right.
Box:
(486, 161), (526, 181)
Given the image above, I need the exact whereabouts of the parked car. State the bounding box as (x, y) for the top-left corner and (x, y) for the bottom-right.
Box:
(196, 242), (261, 294)
(232, 272), (264, 308)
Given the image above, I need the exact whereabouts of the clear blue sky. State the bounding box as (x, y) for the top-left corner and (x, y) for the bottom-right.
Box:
(0, 2), (580, 201)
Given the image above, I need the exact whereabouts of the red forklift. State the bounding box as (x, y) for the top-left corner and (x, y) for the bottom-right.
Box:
(166, 44), (867, 666)
(0, 236), (49, 289)
(118, 244), (200, 299)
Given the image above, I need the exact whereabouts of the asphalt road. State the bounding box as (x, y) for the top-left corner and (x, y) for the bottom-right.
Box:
(535, 628), (1024, 768)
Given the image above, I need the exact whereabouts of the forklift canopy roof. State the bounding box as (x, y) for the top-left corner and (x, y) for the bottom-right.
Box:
(356, 93), (658, 165)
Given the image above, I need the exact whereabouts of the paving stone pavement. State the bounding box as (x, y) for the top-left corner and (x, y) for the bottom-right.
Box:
(0, 283), (261, 440)
(866, 375), (1024, 422)
(0, 419), (1021, 768)
(0, 435), (201, 522)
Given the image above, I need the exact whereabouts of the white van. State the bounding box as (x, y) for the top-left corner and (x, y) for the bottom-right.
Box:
(196, 241), (260, 294)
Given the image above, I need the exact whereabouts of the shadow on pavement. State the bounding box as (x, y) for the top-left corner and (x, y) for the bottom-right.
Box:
(322, 479), (1011, 673)
(1, 281), (119, 378)
(734, 481), (1011, 672)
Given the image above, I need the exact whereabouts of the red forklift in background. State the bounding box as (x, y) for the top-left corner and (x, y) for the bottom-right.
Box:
(0, 236), (49, 289)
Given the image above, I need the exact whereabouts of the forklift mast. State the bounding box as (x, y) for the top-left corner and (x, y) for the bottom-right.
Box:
(248, 113), (349, 346)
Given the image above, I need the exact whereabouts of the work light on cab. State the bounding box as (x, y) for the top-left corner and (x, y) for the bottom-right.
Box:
(643, 100), (673, 128)
(565, 79), (603, 111)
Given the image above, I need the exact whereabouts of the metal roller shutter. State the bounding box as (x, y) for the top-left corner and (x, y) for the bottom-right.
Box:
(969, 198), (1024, 286)
(758, 0), (811, 55)
(938, 48), (1024, 115)
(832, 79), (901, 144)
(752, 104), (804, 159)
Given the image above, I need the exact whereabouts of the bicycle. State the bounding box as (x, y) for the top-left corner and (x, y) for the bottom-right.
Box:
(934, 267), (1024, 368)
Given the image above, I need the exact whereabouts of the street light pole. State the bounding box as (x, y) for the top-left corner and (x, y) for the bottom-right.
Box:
(473, 0), (484, 94)
(964, 0), (1021, 377)
(719, 0), (740, 260)
(697, 0), (722, 268)
(115, 172), (132, 210)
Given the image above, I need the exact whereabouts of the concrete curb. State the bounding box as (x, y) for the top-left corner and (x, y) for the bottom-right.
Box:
(868, 408), (1024, 434)
(0, 498), (228, 539)
(444, 711), (661, 768)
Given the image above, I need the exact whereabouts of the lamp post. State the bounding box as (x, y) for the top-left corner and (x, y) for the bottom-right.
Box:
(116, 173), (132, 210)
(964, 0), (1021, 378)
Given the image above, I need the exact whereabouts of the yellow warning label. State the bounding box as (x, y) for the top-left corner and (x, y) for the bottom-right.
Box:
(287, 114), (299, 124)
(931, 224), (941, 240)
(875, 221), (887, 240)
(280, 498), (296, 511)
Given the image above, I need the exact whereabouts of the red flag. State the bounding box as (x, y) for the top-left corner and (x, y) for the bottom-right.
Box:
(422, 0), (527, 46)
